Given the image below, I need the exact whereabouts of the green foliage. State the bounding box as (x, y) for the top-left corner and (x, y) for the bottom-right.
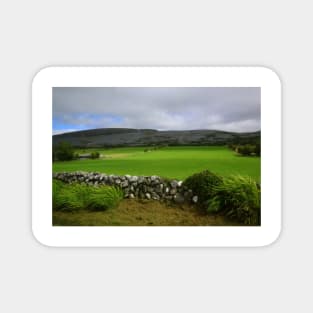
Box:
(183, 170), (223, 207)
(207, 175), (261, 225)
(230, 142), (261, 157)
(86, 186), (124, 211)
(53, 141), (74, 161)
(52, 180), (124, 212)
(255, 142), (261, 156)
(237, 144), (255, 156)
(52, 179), (65, 209)
(73, 152), (80, 159)
(90, 151), (100, 159)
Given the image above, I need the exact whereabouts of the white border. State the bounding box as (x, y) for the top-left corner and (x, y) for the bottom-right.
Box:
(32, 67), (281, 247)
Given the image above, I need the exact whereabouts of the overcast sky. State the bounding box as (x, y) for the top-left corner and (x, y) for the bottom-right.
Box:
(53, 87), (260, 134)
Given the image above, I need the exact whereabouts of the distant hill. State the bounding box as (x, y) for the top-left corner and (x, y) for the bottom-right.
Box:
(53, 128), (261, 148)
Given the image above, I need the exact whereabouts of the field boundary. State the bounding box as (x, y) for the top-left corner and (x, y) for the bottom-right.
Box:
(53, 172), (198, 204)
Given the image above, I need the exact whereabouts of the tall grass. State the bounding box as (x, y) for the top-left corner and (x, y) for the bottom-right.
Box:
(207, 175), (261, 225)
(53, 180), (124, 212)
(86, 186), (124, 211)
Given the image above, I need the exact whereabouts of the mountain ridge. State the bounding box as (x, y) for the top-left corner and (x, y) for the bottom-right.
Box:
(53, 127), (260, 148)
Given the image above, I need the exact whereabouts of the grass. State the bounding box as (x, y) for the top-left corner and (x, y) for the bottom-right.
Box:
(53, 146), (260, 181)
(53, 180), (123, 212)
(53, 199), (243, 226)
(207, 175), (261, 225)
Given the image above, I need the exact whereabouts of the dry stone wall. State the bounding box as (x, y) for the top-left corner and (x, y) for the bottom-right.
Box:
(53, 172), (198, 204)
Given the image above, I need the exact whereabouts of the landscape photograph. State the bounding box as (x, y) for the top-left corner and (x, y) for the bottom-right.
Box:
(52, 87), (261, 226)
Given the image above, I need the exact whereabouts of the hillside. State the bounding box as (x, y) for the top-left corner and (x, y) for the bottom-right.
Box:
(53, 128), (260, 148)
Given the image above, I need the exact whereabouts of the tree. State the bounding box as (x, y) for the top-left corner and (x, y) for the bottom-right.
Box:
(237, 144), (254, 156)
(90, 151), (100, 159)
(255, 142), (261, 157)
(53, 141), (74, 161)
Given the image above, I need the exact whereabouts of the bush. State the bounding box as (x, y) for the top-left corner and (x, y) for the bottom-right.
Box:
(207, 175), (261, 225)
(255, 142), (261, 156)
(53, 141), (74, 161)
(234, 143), (261, 156)
(183, 170), (223, 207)
(237, 144), (255, 156)
(90, 151), (100, 159)
(52, 180), (124, 212)
(73, 152), (80, 159)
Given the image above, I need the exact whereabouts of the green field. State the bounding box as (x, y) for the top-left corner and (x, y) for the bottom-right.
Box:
(53, 146), (260, 181)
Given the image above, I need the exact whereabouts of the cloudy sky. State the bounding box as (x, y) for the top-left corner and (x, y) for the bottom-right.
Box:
(53, 87), (260, 134)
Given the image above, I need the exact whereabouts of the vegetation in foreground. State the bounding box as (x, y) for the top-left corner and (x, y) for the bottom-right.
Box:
(53, 180), (123, 212)
(53, 198), (242, 226)
(183, 171), (260, 225)
(53, 169), (261, 226)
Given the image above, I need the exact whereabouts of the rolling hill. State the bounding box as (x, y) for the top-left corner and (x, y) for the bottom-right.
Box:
(53, 128), (260, 148)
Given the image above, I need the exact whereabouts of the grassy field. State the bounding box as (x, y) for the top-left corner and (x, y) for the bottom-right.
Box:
(53, 146), (260, 181)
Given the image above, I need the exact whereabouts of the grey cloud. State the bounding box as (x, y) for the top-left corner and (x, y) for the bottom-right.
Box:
(53, 87), (260, 132)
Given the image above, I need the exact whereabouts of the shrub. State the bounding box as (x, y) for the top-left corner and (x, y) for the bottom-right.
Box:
(235, 143), (261, 156)
(53, 141), (74, 161)
(237, 144), (255, 156)
(73, 152), (80, 159)
(52, 180), (124, 212)
(255, 142), (261, 156)
(183, 170), (223, 207)
(90, 151), (100, 159)
(207, 175), (261, 225)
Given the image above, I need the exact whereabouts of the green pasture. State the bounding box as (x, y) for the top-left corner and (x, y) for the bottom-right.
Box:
(52, 146), (260, 181)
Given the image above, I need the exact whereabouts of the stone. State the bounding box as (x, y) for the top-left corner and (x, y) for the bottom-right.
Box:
(138, 176), (145, 184)
(170, 188), (177, 195)
(192, 195), (198, 203)
(152, 195), (160, 200)
(174, 194), (185, 204)
(145, 193), (151, 200)
(170, 180), (178, 188)
(53, 172), (196, 205)
(121, 181), (129, 188)
(130, 175), (138, 182)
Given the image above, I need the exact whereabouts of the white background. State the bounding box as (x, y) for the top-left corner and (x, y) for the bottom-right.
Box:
(32, 67), (281, 247)
(0, 0), (311, 312)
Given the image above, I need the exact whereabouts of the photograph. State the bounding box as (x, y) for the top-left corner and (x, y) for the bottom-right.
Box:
(52, 86), (261, 227)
